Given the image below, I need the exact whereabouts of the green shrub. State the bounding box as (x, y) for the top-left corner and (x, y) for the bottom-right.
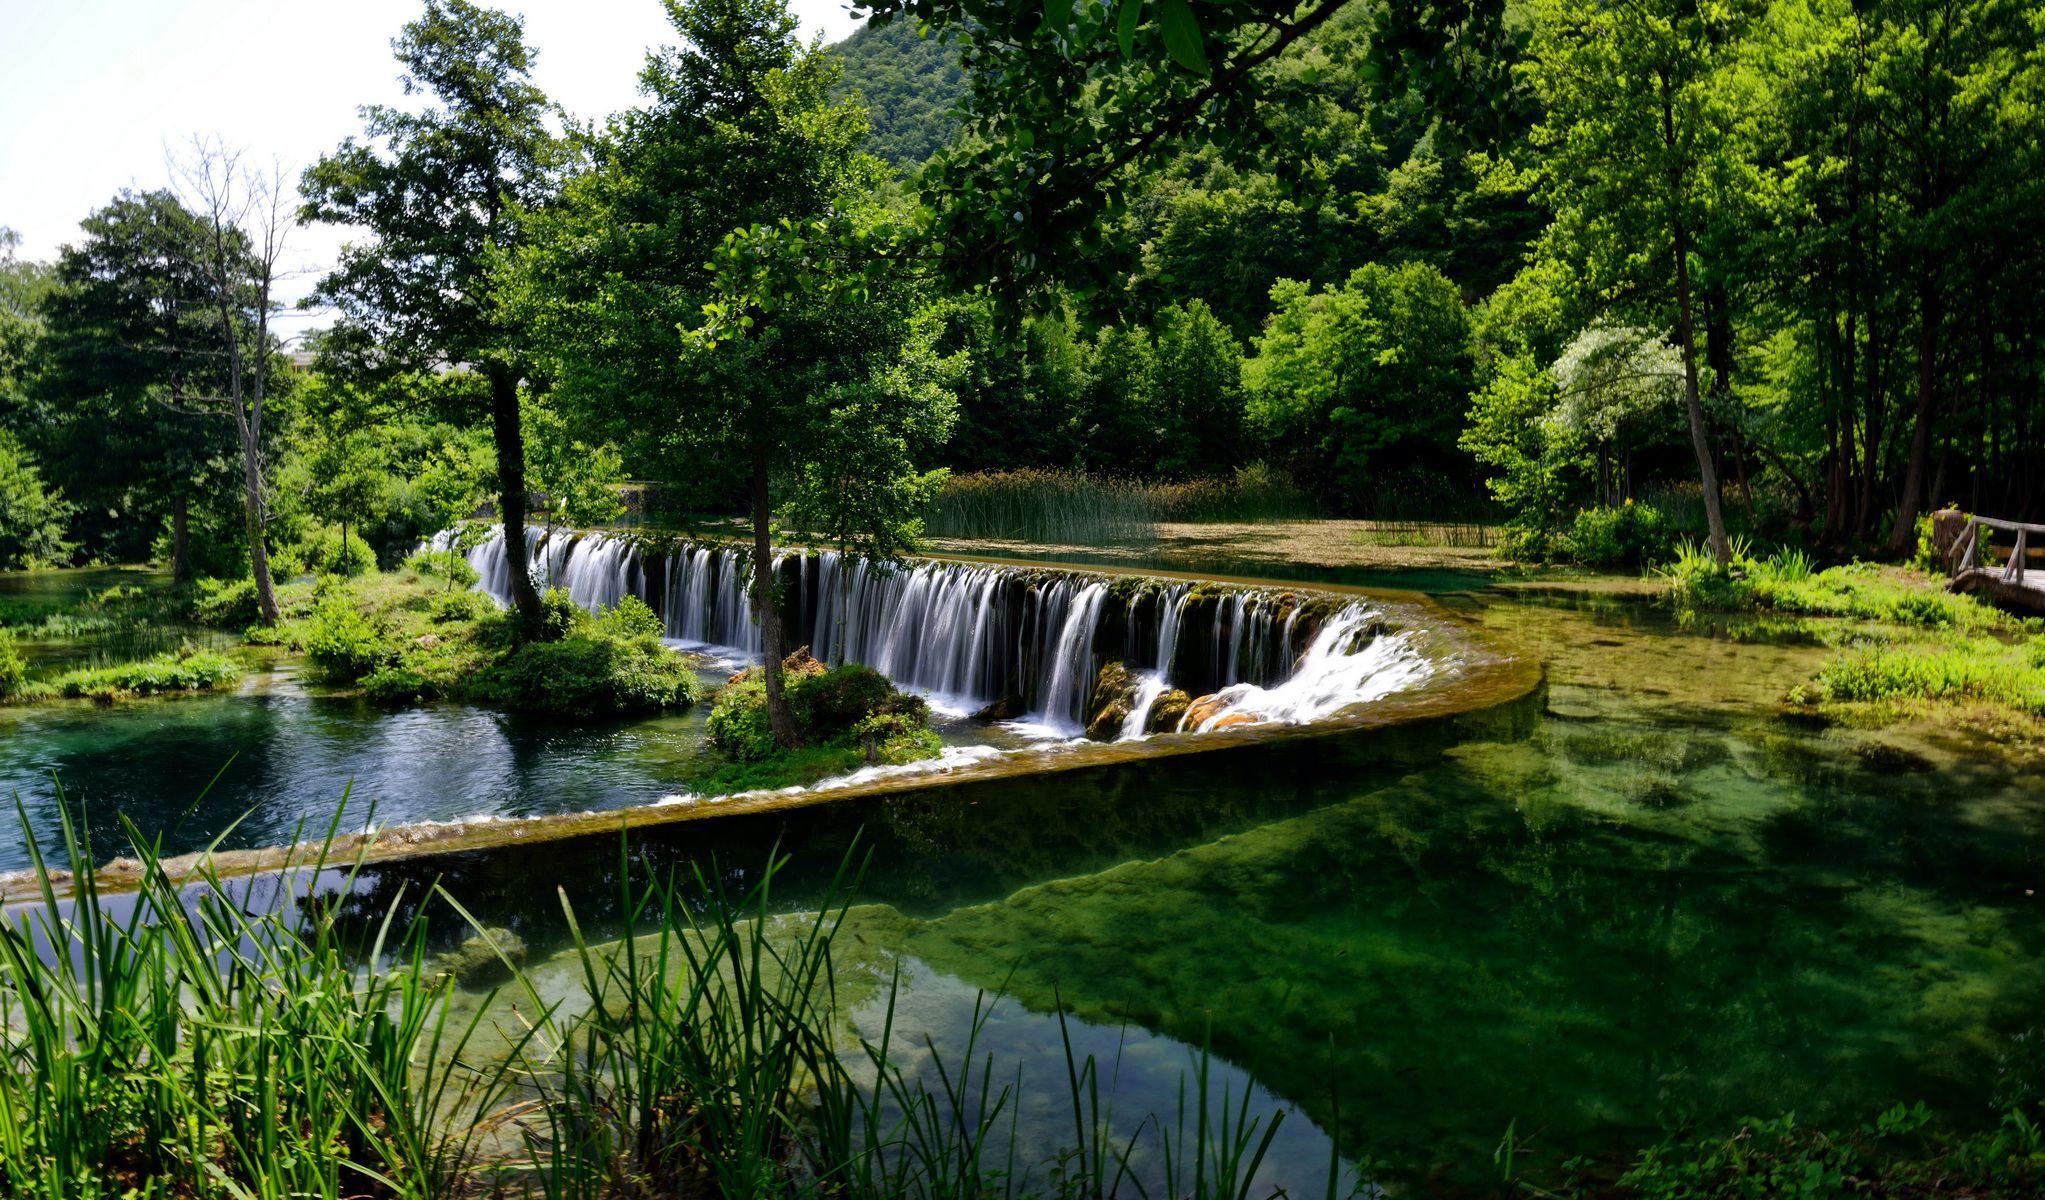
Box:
(0, 639), (25, 699)
(402, 548), (479, 586)
(475, 633), (701, 717)
(190, 576), (261, 627)
(297, 528), (378, 578)
(595, 595), (663, 641)
(534, 587), (586, 642)
(1816, 640), (2045, 715)
(52, 648), (240, 702)
(432, 590), (494, 624)
(708, 676), (778, 761)
(301, 596), (393, 684)
(709, 659), (933, 763)
(361, 664), (436, 704)
(1557, 502), (1670, 568)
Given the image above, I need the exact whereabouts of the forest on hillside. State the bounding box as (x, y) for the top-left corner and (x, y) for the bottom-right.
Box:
(0, 0), (2040, 589)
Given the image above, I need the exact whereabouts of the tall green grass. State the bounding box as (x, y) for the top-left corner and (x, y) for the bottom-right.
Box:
(1, 805), (1337, 1199)
(924, 467), (1313, 544)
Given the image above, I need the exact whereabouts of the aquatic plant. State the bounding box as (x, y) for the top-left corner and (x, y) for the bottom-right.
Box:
(48, 647), (240, 702)
(1814, 637), (2045, 716)
(923, 467), (1315, 545)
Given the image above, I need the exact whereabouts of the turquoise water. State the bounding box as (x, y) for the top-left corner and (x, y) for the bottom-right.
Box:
(7, 568), (2043, 1190)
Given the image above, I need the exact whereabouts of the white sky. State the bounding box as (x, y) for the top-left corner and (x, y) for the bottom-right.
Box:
(0, 0), (864, 337)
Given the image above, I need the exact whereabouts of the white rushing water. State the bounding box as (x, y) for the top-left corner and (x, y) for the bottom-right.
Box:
(430, 526), (1437, 742)
(1178, 605), (1430, 731)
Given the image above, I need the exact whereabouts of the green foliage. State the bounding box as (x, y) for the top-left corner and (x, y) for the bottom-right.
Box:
(1815, 639), (2045, 716)
(291, 526), (379, 578)
(830, 17), (963, 166)
(1555, 503), (1671, 569)
(0, 638), (25, 699)
(302, 594), (394, 684)
(0, 429), (74, 569)
(402, 548), (480, 587)
(50, 648), (240, 702)
(473, 607), (700, 717)
(708, 658), (934, 766)
(190, 576), (261, 627)
(1246, 263), (1474, 513)
(1663, 550), (2008, 631)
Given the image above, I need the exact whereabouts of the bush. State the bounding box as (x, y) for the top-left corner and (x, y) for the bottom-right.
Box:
(402, 548), (479, 587)
(191, 577), (261, 627)
(1816, 640), (2045, 715)
(475, 633), (700, 717)
(1557, 502), (1671, 568)
(532, 587), (586, 643)
(301, 596), (393, 684)
(432, 590), (494, 624)
(52, 648), (240, 702)
(361, 664), (436, 705)
(297, 528), (378, 578)
(0, 639), (25, 700)
(709, 658), (932, 762)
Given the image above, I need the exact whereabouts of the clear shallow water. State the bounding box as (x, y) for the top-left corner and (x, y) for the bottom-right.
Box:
(6, 566), (2043, 1190)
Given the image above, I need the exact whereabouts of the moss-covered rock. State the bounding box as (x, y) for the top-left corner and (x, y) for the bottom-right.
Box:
(1145, 688), (1191, 733)
(428, 927), (527, 989)
(1085, 661), (1138, 741)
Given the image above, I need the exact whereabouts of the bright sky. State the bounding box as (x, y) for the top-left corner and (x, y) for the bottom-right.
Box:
(0, 0), (863, 337)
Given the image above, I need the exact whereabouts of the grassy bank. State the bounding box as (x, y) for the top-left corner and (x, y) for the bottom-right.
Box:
(1656, 540), (2045, 732)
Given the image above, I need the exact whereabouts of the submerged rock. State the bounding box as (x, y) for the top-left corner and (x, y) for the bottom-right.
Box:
(1146, 688), (1191, 734)
(429, 927), (527, 989)
(971, 695), (1024, 721)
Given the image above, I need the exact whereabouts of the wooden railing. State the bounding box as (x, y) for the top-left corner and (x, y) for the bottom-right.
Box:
(1946, 514), (2043, 589)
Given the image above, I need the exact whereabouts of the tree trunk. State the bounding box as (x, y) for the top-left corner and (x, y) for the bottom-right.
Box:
(242, 436), (281, 625)
(488, 367), (542, 629)
(1659, 71), (1730, 567)
(170, 494), (192, 585)
(750, 454), (800, 746)
(1886, 278), (1942, 554)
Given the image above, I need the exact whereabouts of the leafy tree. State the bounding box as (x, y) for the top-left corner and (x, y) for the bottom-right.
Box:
(781, 306), (963, 663)
(514, 0), (950, 746)
(1245, 262), (1473, 512)
(1152, 300), (1244, 478)
(524, 399), (625, 533)
(1522, 0), (1761, 565)
(858, 0), (1363, 301)
(0, 429), (74, 568)
(301, 0), (562, 626)
(1551, 325), (1684, 506)
(301, 427), (387, 569)
(23, 192), (236, 580)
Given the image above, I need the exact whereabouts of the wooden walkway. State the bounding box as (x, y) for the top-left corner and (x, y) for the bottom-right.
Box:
(1941, 513), (2045, 614)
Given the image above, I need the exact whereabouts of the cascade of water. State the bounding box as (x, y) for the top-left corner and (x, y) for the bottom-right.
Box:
(1120, 673), (1171, 739)
(1225, 596), (1252, 685)
(435, 527), (1433, 741)
(1155, 584), (1188, 677)
(1034, 580), (1108, 730)
(1180, 604), (1429, 732)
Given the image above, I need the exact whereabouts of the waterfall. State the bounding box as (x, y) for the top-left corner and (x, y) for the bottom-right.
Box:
(1033, 581), (1110, 731)
(433, 527), (1433, 740)
(1180, 605), (1429, 732)
(1155, 584), (1187, 676)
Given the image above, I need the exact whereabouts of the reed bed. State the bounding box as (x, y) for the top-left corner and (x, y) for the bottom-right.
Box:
(0, 802), (1342, 1200)
(1350, 521), (1500, 549)
(924, 468), (1314, 544)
